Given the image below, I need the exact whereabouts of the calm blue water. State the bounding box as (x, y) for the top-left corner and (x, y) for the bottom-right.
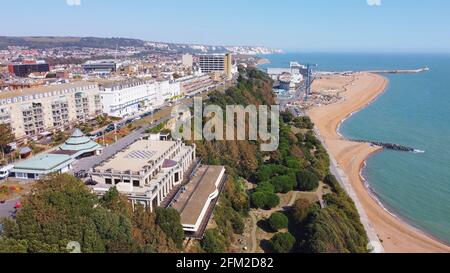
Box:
(261, 53), (450, 244)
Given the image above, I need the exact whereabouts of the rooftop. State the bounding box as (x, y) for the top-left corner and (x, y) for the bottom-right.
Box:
(172, 165), (225, 227)
(94, 140), (179, 173)
(13, 153), (74, 173)
(57, 129), (102, 153)
(0, 81), (97, 101)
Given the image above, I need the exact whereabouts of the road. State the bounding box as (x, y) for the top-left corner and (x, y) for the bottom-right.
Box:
(0, 198), (19, 218)
(72, 90), (204, 174)
(72, 116), (171, 174)
(248, 211), (258, 253)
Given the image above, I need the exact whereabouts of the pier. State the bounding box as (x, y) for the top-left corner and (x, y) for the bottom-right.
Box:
(366, 67), (430, 74)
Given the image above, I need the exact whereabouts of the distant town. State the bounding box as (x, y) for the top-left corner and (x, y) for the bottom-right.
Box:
(0, 36), (284, 243)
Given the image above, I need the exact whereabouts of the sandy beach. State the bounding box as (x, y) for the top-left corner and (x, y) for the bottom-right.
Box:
(308, 72), (450, 253)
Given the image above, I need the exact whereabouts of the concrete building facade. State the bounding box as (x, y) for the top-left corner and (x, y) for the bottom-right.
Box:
(90, 138), (227, 235)
(99, 79), (181, 118)
(0, 82), (102, 139)
(198, 53), (233, 79)
(91, 139), (196, 211)
(182, 54), (193, 68)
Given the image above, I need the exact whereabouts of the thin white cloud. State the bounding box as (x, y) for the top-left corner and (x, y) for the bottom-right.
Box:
(367, 0), (382, 6)
(66, 0), (82, 6)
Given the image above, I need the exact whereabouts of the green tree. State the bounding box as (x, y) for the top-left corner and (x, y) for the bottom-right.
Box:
(0, 238), (28, 253)
(256, 182), (275, 194)
(201, 229), (226, 253)
(155, 208), (185, 249)
(251, 192), (280, 210)
(270, 232), (296, 253)
(0, 123), (14, 157)
(268, 212), (289, 232)
(0, 174), (179, 253)
(281, 111), (295, 123)
(291, 199), (315, 224)
(296, 170), (320, 192)
(131, 206), (178, 253)
(265, 193), (281, 209)
(302, 207), (368, 253)
(251, 192), (267, 209)
(271, 175), (296, 194)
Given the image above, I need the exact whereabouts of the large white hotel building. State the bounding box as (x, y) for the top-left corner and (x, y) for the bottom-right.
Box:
(99, 79), (182, 118)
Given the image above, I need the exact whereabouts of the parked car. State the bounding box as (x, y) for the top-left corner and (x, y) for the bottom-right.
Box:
(104, 124), (116, 133)
(0, 165), (14, 180)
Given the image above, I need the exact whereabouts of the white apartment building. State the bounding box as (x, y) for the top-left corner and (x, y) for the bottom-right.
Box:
(99, 79), (181, 118)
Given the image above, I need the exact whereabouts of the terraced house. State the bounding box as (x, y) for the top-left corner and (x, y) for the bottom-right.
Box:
(0, 82), (102, 139)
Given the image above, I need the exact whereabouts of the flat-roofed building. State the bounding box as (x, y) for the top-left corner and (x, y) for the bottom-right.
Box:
(198, 53), (233, 79)
(170, 165), (226, 236)
(12, 153), (75, 180)
(182, 54), (193, 68)
(177, 75), (214, 96)
(90, 138), (226, 236)
(99, 79), (181, 118)
(8, 61), (50, 78)
(0, 82), (102, 139)
(82, 59), (119, 74)
(91, 139), (196, 211)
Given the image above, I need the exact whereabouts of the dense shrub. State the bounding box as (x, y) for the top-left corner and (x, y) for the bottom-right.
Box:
(294, 116), (314, 130)
(201, 229), (226, 253)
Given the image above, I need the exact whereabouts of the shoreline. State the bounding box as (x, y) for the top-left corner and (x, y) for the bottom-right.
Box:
(308, 72), (450, 253)
(359, 155), (450, 249)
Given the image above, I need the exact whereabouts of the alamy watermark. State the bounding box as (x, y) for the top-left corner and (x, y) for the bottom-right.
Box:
(171, 97), (280, 152)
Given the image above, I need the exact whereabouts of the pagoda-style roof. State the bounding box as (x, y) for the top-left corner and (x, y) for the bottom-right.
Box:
(58, 129), (102, 153)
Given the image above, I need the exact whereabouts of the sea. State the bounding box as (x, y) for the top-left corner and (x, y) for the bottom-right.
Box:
(259, 52), (450, 245)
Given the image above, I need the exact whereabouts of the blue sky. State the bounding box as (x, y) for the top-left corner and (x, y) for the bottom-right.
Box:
(2, 0), (450, 53)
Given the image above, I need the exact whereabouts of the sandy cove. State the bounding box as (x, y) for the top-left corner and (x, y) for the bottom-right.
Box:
(308, 72), (450, 253)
